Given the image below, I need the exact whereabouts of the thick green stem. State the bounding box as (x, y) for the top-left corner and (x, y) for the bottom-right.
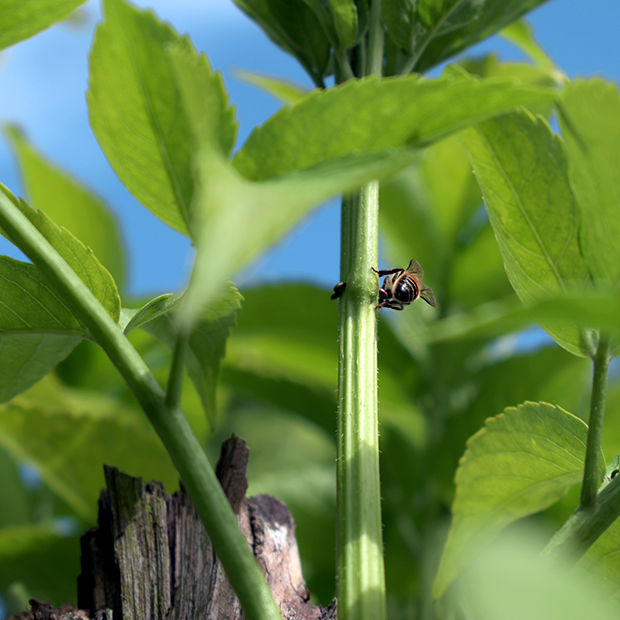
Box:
(365, 0), (384, 76)
(0, 193), (282, 620)
(580, 333), (612, 509)
(165, 330), (189, 409)
(336, 185), (386, 620)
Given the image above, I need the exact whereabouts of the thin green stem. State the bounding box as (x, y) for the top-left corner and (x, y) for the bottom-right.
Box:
(165, 330), (189, 409)
(580, 333), (612, 509)
(365, 0), (384, 76)
(0, 192), (282, 620)
(336, 185), (386, 620)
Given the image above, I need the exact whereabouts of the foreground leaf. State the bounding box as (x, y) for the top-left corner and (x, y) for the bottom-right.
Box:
(0, 0), (86, 51)
(234, 72), (557, 181)
(88, 0), (236, 234)
(434, 402), (598, 597)
(459, 111), (592, 357)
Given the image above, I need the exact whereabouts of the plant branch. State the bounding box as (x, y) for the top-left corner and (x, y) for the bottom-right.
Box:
(0, 192), (283, 620)
(165, 329), (189, 409)
(365, 0), (384, 76)
(580, 333), (612, 509)
(336, 185), (386, 620)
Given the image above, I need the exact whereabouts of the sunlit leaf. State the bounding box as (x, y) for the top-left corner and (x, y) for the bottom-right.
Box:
(88, 0), (236, 234)
(459, 111), (593, 357)
(500, 19), (558, 70)
(0, 0), (86, 51)
(434, 402), (599, 597)
(235, 69), (310, 104)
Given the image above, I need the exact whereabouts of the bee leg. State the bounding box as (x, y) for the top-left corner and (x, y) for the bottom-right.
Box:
(372, 267), (404, 277)
(378, 287), (390, 300)
(330, 281), (347, 300)
(375, 300), (404, 311)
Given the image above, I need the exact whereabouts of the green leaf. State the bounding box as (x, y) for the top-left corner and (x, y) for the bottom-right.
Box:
(235, 69), (309, 105)
(0, 186), (121, 324)
(0, 376), (178, 520)
(233, 72), (557, 181)
(434, 402), (598, 598)
(500, 19), (557, 70)
(459, 111), (593, 357)
(4, 126), (126, 290)
(382, 0), (416, 53)
(560, 80), (620, 286)
(405, 0), (549, 74)
(456, 527), (620, 619)
(88, 0), (236, 234)
(326, 0), (358, 49)
(0, 0), (86, 51)
(232, 0), (331, 86)
(137, 285), (242, 428)
(0, 525), (79, 606)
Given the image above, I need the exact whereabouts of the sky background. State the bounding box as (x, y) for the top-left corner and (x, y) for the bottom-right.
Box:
(0, 0), (619, 298)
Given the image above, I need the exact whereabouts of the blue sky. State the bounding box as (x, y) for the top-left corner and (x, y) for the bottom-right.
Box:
(0, 0), (619, 298)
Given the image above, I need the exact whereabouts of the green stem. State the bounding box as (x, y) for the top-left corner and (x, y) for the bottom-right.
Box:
(580, 333), (612, 509)
(0, 193), (282, 620)
(365, 0), (384, 76)
(336, 185), (386, 620)
(165, 330), (189, 409)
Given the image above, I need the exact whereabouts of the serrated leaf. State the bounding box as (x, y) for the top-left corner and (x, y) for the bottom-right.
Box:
(0, 186), (121, 324)
(406, 0), (548, 74)
(233, 0), (331, 85)
(0, 0), (86, 51)
(459, 111), (593, 358)
(560, 80), (620, 286)
(235, 69), (310, 105)
(137, 286), (242, 428)
(4, 126), (126, 290)
(233, 73), (557, 181)
(434, 402), (599, 598)
(88, 0), (236, 234)
(0, 376), (178, 520)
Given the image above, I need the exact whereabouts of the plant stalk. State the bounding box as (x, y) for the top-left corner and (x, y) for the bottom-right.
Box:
(580, 333), (612, 509)
(336, 185), (386, 620)
(0, 192), (283, 620)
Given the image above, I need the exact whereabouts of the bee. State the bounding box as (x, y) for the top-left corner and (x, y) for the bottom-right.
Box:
(373, 259), (436, 310)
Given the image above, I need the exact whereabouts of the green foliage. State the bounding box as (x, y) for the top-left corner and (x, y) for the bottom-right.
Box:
(1, 0), (620, 618)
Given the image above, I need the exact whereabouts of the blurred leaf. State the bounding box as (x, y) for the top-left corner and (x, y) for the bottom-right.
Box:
(500, 19), (557, 69)
(88, 0), (236, 234)
(4, 126), (126, 290)
(459, 111), (593, 358)
(325, 0), (358, 49)
(0, 449), (35, 528)
(235, 69), (310, 104)
(434, 402), (598, 597)
(560, 80), (620, 286)
(0, 376), (178, 520)
(136, 285), (242, 428)
(0, 0), (86, 51)
(405, 0), (549, 74)
(427, 293), (620, 345)
(382, 0), (416, 53)
(232, 0), (331, 85)
(234, 72), (557, 181)
(455, 526), (620, 619)
(0, 525), (79, 606)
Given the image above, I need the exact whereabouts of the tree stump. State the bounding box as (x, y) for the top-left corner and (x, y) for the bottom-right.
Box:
(10, 435), (336, 620)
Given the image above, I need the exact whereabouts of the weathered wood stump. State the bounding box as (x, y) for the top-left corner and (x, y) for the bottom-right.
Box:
(9, 435), (336, 620)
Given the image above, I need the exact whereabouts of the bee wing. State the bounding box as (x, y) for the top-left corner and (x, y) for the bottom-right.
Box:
(406, 259), (424, 279)
(420, 284), (436, 307)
